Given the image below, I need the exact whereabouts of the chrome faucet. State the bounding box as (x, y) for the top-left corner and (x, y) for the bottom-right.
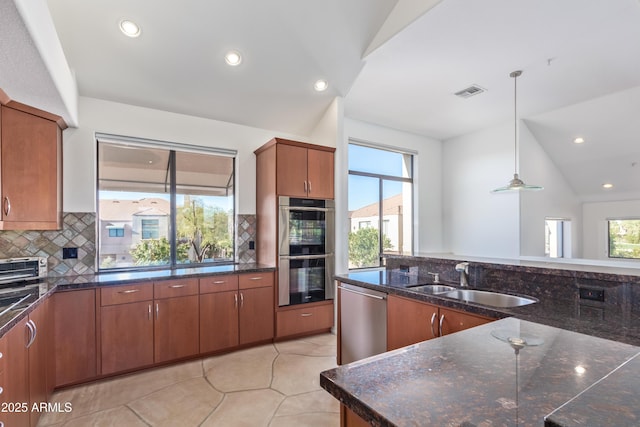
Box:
(427, 272), (440, 283)
(455, 262), (469, 287)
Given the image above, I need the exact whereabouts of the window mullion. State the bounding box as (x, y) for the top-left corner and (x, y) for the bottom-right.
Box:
(169, 151), (177, 267)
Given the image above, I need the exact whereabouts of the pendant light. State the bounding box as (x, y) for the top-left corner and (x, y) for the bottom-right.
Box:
(491, 70), (543, 193)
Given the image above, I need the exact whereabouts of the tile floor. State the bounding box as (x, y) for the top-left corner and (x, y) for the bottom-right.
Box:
(38, 333), (340, 427)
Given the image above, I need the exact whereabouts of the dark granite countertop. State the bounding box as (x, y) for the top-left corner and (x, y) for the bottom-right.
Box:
(0, 263), (275, 338)
(321, 317), (640, 427)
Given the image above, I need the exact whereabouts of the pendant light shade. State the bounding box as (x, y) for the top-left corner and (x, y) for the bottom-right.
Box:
(491, 70), (543, 193)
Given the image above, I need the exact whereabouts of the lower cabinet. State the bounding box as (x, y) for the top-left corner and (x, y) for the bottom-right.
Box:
(2, 317), (29, 426)
(154, 294), (199, 363)
(200, 290), (239, 353)
(387, 295), (493, 351)
(276, 302), (334, 338)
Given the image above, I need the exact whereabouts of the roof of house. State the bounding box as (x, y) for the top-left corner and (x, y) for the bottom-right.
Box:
(349, 193), (405, 219)
(100, 198), (170, 222)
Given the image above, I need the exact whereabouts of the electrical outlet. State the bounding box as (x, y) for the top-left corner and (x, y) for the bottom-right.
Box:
(62, 247), (78, 259)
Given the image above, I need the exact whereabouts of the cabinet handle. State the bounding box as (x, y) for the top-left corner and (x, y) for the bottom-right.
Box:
(0, 351), (3, 360)
(439, 314), (445, 337)
(156, 303), (159, 320)
(308, 181), (312, 194)
(169, 284), (185, 288)
(26, 320), (37, 349)
(249, 276), (262, 281)
(430, 313), (437, 338)
(304, 181), (307, 193)
(148, 304), (152, 320)
(301, 313), (313, 317)
(234, 293), (238, 309)
(240, 293), (244, 308)
(118, 289), (140, 294)
(3, 196), (10, 216)
(0, 386), (3, 395)
(213, 280), (226, 284)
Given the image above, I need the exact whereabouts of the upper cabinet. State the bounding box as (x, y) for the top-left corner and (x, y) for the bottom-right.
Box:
(0, 99), (65, 230)
(256, 138), (335, 200)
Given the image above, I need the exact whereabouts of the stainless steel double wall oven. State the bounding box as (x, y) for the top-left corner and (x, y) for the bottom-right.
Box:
(278, 196), (334, 306)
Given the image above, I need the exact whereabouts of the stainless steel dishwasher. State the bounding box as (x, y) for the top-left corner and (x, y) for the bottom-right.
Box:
(338, 283), (387, 364)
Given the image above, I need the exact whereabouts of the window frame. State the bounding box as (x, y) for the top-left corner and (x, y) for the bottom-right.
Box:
(96, 135), (237, 272)
(608, 218), (640, 260)
(347, 141), (414, 269)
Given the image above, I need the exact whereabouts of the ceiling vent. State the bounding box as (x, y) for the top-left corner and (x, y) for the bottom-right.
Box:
(454, 85), (486, 98)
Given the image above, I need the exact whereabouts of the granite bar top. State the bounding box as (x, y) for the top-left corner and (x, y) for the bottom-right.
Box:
(0, 262), (275, 338)
(321, 317), (640, 427)
(336, 270), (640, 347)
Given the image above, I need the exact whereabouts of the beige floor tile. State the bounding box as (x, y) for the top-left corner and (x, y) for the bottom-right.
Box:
(300, 333), (337, 347)
(275, 390), (340, 417)
(271, 354), (337, 396)
(59, 406), (148, 427)
(270, 412), (340, 427)
(203, 344), (277, 392)
(274, 337), (336, 357)
(129, 377), (223, 426)
(200, 389), (284, 427)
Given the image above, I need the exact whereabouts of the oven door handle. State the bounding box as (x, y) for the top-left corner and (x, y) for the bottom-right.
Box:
(279, 206), (334, 213)
(280, 253), (334, 260)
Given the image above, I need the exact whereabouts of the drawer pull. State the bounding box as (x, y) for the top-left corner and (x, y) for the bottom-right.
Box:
(213, 280), (226, 284)
(0, 351), (3, 359)
(249, 277), (262, 281)
(169, 284), (185, 288)
(300, 313), (313, 317)
(118, 289), (140, 294)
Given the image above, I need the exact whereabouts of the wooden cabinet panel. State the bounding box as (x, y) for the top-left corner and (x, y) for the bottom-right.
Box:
(276, 302), (333, 338)
(276, 143), (308, 197)
(154, 278), (198, 299)
(387, 295), (439, 350)
(200, 291), (239, 353)
(28, 302), (50, 427)
(342, 404), (370, 427)
(154, 295), (199, 363)
(0, 105), (62, 230)
(238, 272), (273, 290)
(100, 283), (153, 306)
(101, 301), (154, 375)
(53, 290), (97, 387)
(306, 149), (334, 199)
(439, 307), (492, 336)
(200, 275), (238, 294)
(239, 287), (274, 345)
(3, 317), (30, 427)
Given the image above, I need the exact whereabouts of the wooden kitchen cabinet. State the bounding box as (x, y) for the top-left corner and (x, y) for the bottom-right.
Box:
(238, 272), (274, 345)
(154, 295), (199, 363)
(53, 289), (97, 387)
(28, 301), (53, 427)
(274, 140), (335, 199)
(276, 301), (334, 338)
(387, 295), (439, 350)
(2, 317), (30, 427)
(0, 103), (64, 230)
(386, 295), (494, 350)
(200, 290), (239, 353)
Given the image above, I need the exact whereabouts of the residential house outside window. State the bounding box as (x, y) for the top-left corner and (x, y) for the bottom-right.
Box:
(348, 142), (413, 269)
(97, 135), (236, 270)
(608, 218), (640, 259)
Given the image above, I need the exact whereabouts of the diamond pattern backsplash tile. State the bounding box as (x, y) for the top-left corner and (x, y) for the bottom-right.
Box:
(237, 214), (257, 264)
(0, 212), (96, 276)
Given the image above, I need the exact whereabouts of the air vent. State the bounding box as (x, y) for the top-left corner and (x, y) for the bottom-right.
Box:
(454, 85), (486, 98)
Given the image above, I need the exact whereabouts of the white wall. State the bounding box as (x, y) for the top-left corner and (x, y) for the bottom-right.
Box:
(519, 121), (582, 258)
(63, 96), (310, 214)
(442, 122), (519, 258)
(341, 118), (443, 273)
(583, 200), (640, 260)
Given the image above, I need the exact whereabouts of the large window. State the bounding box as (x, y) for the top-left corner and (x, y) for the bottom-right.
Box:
(609, 219), (640, 260)
(97, 136), (235, 270)
(348, 143), (413, 269)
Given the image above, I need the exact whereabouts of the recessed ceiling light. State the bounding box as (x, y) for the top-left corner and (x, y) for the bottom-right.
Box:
(314, 79), (328, 92)
(225, 51), (242, 66)
(119, 19), (141, 38)
(573, 137), (585, 144)
(574, 365), (586, 375)
(603, 183), (614, 189)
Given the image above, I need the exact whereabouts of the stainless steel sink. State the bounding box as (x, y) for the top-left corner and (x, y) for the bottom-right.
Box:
(441, 289), (537, 308)
(408, 285), (457, 294)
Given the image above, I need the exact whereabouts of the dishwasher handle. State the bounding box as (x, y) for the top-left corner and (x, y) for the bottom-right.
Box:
(338, 285), (386, 300)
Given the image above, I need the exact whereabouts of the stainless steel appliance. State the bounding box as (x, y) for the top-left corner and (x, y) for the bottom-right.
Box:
(278, 196), (334, 306)
(0, 257), (48, 324)
(338, 283), (387, 364)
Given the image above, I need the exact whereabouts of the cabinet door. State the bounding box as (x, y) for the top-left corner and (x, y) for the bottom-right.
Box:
(3, 317), (30, 427)
(239, 287), (274, 345)
(387, 295), (439, 350)
(28, 302), (50, 427)
(0, 105), (61, 229)
(276, 144), (308, 197)
(154, 295), (199, 363)
(439, 307), (492, 336)
(306, 149), (334, 199)
(200, 291), (239, 353)
(53, 290), (97, 387)
(101, 301), (154, 375)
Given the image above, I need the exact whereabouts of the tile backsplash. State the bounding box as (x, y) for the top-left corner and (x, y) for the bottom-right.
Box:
(0, 212), (258, 276)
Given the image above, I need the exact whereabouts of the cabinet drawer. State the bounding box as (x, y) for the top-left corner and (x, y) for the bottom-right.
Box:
(154, 278), (198, 299)
(101, 283), (153, 306)
(200, 275), (239, 294)
(239, 272), (273, 289)
(276, 303), (333, 337)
